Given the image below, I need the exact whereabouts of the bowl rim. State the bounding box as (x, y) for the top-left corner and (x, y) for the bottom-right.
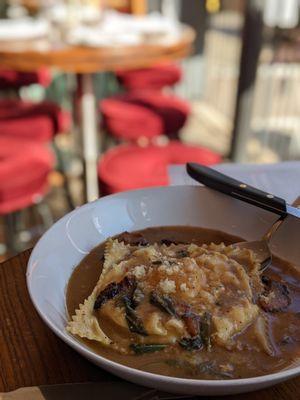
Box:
(27, 185), (300, 387)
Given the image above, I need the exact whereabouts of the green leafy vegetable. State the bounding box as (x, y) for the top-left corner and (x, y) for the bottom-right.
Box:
(123, 296), (148, 336)
(130, 343), (168, 354)
(176, 249), (189, 258)
(179, 336), (203, 351)
(165, 359), (233, 379)
(149, 291), (176, 316)
(195, 361), (233, 379)
(181, 311), (212, 351)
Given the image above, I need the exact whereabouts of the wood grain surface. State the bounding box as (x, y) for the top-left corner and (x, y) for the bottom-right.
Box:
(0, 27), (194, 73)
(1, 249), (300, 398)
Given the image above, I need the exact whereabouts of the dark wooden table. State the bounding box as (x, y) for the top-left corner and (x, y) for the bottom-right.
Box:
(1, 249), (300, 398)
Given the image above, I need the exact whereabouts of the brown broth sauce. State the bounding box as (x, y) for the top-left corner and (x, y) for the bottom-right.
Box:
(66, 226), (300, 379)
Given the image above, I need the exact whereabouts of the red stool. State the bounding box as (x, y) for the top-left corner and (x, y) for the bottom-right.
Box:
(127, 91), (190, 137)
(100, 92), (190, 141)
(116, 63), (182, 90)
(0, 116), (54, 143)
(0, 137), (54, 214)
(0, 99), (71, 140)
(0, 68), (51, 90)
(100, 98), (163, 141)
(0, 99), (74, 209)
(98, 141), (221, 194)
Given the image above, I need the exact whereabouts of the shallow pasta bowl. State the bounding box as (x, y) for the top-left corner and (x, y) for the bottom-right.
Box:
(27, 185), (300, 396)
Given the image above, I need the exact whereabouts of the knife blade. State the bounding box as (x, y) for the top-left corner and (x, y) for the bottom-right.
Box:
(286, 204), (300, 219)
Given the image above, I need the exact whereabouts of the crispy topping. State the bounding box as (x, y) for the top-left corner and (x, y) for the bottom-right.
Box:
(117, 231), (149, 246)
(183, 312), (201, 337)
(258, 276), (291, 313)
(160, 239), (183, 246)
(94, 276), (136, 310)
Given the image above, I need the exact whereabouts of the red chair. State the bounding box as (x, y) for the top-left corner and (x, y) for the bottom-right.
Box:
(100, 91), (190, 141)
(0, 99), (70, 140)
(0, 68), (52, 90)
(116, 63), (182, 90)
(0, 99), (73, 209)
(0, 137), (54, 214)
(126, 91), (190, 137)
(98, 141), (221, 194)
(0, 116), (54, 143)
(100, 98), (163, 141)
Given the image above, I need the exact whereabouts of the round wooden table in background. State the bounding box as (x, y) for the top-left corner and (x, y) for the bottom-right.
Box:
(0, 26), (195, 202)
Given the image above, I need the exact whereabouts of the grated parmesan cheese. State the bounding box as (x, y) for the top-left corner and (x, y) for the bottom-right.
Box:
(166, 317), (185, 333)
(180, 283), (188, 292)
(159, 278), (176, 294)
(132, 265), (146, 279)
(158, 263), (179, 276)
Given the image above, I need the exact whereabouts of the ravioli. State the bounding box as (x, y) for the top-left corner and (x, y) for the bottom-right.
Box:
(66, 227), (300, 380)
(67, 236), (264, 353)
(66, 239), (130, 345)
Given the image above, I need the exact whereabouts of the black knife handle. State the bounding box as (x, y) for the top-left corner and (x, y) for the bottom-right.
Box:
(186, 163), (287, 217)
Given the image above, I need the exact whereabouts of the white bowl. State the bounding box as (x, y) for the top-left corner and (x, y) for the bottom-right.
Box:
(27, 186), (300, 396)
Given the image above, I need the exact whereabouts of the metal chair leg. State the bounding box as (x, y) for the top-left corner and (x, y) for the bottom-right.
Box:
(3, 213), (18, 254)
(35, 201), (54, 231)
(2, 200), (55, 257)
(52, 141), (76, 210)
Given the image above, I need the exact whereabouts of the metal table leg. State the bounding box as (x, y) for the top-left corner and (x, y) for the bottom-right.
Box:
(80, 73), (99, 202)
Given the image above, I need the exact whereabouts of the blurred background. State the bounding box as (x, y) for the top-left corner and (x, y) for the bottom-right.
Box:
(0, 0), (300, 260)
